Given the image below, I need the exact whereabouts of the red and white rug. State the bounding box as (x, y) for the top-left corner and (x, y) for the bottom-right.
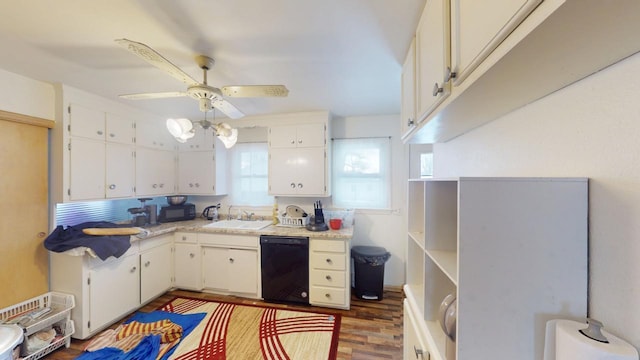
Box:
(160, 297), (341, 360)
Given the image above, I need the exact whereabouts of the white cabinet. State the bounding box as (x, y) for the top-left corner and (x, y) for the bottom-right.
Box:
(67, 104), (135, 201)
(309, 239), (351, 310)
(140, 235), (173, 304)
(268, 123), (329, 196)
(450, 0), (541, 85)
(401, 38), (417, 137)
(135, 117), (175, 151)
(49, 234), (174, 340)
(404, 299), (429, 360)
(199, 233), (260, 298)
(173, 232), (202, 291)
(88, 253), (139, 334)
(405, 177), (588, 360)
(177, 135), (227, 195)
(135, 148), (176, 196)
(415, 0), (451, 122)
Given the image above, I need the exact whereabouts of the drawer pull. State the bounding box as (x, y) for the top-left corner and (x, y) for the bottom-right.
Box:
(182, 236), (187, 241)
(144, 261), (151, 267)
(325, 258), (332, 264)
(414, 345), (425, 359)
(325, 275), (332, 281)
(189, 253), (195, 258)
(229, 258), (234, 263)
(325, 293), (331, 298)
(130, 266), (137, 273)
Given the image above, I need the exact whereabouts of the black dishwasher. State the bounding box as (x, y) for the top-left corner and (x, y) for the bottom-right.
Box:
(260, 235), (309, 305)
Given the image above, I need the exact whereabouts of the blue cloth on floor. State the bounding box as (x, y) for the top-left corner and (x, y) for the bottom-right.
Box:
(44, 221), (132, 260)
(74, 310), (206, 360)
(125, 310), (206, 360)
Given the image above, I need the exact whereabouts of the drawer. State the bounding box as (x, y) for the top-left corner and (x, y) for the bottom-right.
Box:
(87, 244), (138, 269)
(175, 232), (198, 244)
(139, 233), (172, 252)
(198, 233), (258, 248)
(310, 253), (345, 271)
(310, 269), (346, 288)
(310, 286), (346, 306)
(310, 239), (346, 253)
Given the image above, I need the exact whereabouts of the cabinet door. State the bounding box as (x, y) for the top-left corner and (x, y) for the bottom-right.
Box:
(136, 118), (175, 150)
(416, 0), (450, 121)
(174, 243), (202, 290)
(295, 123), (325, 147)
(403, 300), (429, 360)
(136, 148), (176, 196)
(69, 138), (105, 200)
(269, 147), (326, 196)
(228, 249), (258, 294)
(140, 243), (173, 304)
(105, 113), (135, 145)
(451, 0), (541, 84)
(89, 255), (139, 333)
(295, 147), (326, 195)
(269, 125), (298, 148)
(202, 247), (228, 290)
(106, 143), (134, 199)
(69, 104), (105, 141)
(401, 38), (417, 137)
(178, 151), (215, 194)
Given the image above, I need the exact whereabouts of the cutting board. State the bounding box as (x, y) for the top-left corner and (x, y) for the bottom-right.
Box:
(82, 227), (142, 236)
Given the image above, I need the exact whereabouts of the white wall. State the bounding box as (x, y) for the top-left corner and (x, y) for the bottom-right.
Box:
(331, 114), (407, 287)
(433, 52), (640, 348)
(0, 68), (54, 119)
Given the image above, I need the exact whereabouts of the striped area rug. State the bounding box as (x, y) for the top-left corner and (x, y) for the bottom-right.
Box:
(160, 297), (341, 360)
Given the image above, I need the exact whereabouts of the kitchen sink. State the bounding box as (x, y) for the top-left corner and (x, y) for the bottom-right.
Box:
(203, 219), (272, 230)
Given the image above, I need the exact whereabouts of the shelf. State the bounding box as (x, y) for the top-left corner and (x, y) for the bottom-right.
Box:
(424, 320), (447, 360)
(408, 232), (425, 250)
(425, 249), (457, 285)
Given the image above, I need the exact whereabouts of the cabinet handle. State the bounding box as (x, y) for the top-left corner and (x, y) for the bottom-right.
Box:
(144, 261), (151, 267)
(182, 236), (187, 241)
(229, 258), (234, 263)
(325, 293), (331, 298)
(290, 140), (295, 144)
(413, 345), (425, 359)
(195, 183), (200, 188)
(325, 275), (332, 281)
(444, 66), (457, 82)
(109, 133), (115, 138)
(290, 183), (296, 188)
(189, 183), (193, 188)
(130, 266), (137, 273)
(109, 184), (116, 190)
(97, 130), (103, 135)
(298, 139), (302, 144)
(325, 258), (332, 264)
(189, 253), (195, 258)
(297, 183), (303, 188)
(407, 118), (414, 127)
(432, 82), (444, 97)
(159, 183), (164, 188)
(152, 184), (158, 188)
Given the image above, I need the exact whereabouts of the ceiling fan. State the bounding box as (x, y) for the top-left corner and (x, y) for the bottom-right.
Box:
(115, 38), (289, 119)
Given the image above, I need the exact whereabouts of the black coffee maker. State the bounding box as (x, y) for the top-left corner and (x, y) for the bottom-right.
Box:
(306, 200), (329, 231)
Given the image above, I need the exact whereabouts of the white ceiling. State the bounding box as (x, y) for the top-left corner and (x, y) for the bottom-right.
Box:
(0, 0), (425, 120)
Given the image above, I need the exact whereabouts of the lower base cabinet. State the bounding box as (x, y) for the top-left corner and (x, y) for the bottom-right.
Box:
(49, 234), (174, 339)
(173, 242), (203, 291)
(308, 238), (351, 310)
(202, 247), (258, 295)
(404, 299), (429, 360)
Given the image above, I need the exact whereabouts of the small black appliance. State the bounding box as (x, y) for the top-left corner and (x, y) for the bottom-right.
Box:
(158, 203), (196, 222)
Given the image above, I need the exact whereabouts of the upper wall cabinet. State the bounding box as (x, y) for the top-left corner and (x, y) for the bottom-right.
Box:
(403, 0), (640, 144)
(450, 0), (541, 85)
(401, 38), (417, 138)
(415, 0), (451, 124)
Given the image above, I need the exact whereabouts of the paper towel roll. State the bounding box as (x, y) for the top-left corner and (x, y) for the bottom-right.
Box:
(554, 319), (638, 360)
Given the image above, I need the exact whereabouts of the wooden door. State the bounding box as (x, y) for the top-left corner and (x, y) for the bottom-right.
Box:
(0, 111), (53, 308)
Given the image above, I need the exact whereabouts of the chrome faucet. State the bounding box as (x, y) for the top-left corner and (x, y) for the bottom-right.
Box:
(227, 205), (233, 220)
(242, 210), (254, 221)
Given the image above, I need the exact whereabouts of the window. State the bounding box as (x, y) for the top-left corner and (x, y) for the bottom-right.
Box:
(228, 142), (272, 206)
(332, 137), (391, 209)
(420, 152), (433, 178)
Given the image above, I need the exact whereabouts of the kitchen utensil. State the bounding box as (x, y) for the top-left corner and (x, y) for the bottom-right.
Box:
(285, 205), (307, 217)
(329, 218), (342, 230)
(313, 200), (325, 225)
(203, 204), (220, 220)
(166, 195), (188, 205)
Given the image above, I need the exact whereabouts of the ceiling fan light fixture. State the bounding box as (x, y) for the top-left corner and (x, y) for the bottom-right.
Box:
(214, 123), (238, 149)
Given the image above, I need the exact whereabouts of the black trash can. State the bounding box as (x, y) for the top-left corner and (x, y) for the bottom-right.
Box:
(351, 246), (391, 300)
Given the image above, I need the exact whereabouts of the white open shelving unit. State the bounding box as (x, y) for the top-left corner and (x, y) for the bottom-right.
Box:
(404, 177), (589, 360)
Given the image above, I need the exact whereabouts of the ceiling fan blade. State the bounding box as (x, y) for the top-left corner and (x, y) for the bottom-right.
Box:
(221, 85), (289, 98)
(115, 38), (199, 85)
(212, 98), (245, 119)
(119, 91), (187, 100)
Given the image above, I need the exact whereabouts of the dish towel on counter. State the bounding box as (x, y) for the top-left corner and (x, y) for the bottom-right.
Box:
(44, 221), (132, 260)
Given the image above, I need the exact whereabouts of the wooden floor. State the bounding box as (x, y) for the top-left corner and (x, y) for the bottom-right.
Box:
(44, 287), (404, 359)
